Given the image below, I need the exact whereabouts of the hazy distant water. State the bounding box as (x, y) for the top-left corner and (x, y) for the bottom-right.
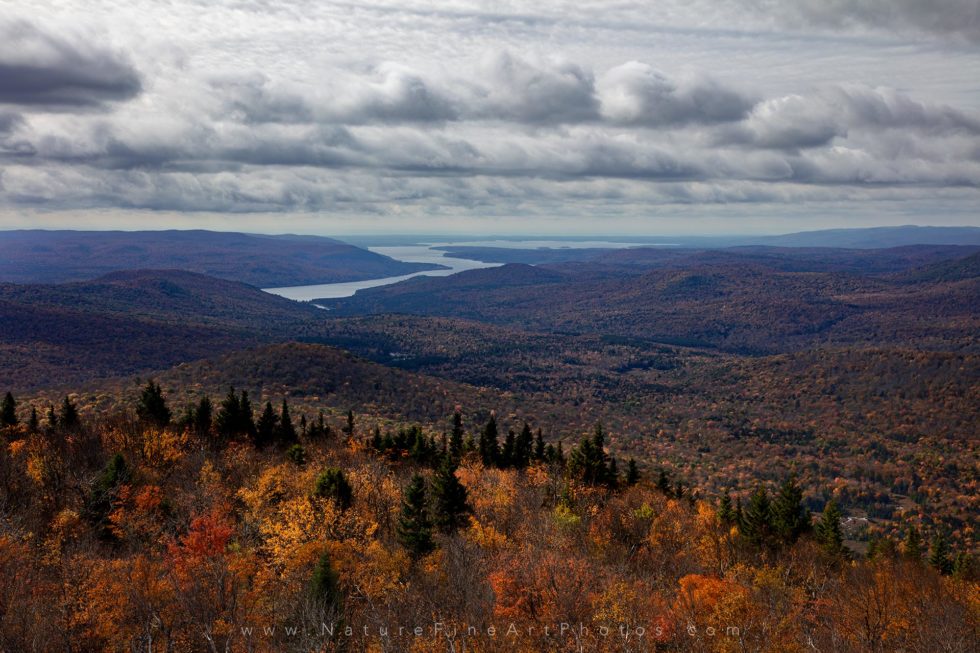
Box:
(263, 240), (663, 301)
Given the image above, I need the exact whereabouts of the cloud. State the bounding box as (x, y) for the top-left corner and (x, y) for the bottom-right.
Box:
(0, 18), (142, 107)
(757, 0), (980, 43)
(598, 62), (756, 126)
(719, 85), (980, 151)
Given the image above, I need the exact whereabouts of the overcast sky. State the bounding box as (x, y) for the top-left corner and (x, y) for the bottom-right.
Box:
(1, 0), (979, 235)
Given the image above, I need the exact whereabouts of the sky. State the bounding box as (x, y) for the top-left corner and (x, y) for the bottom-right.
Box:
(0, 0), (979, 235)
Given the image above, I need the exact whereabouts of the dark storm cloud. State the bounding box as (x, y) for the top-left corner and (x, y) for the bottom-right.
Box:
(0, 19), (142, 107)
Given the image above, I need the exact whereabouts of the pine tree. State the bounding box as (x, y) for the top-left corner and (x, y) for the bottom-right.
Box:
(136, 380), (171, 427)
(46, 404), (57, 431)
(397, 473), (435, 559)
(193, 396), (213, 439)
(431, 457), (472, 535)
(928, 532), (953, 575)
(741, 485), (774, 549)
(569, 423), (615, 487)
(904, 525), (923, 560)
(59, 396), (80, 430)
(815, 499), (844, 557)
(313, 468), (353, 510)
(276, 399), (297, 446)
(533, 429), (545, 461)
(951, 552), (973, 579)
(239, 391), (256, 439)
(771, 474), (811, 545)
(656, 469), (672, 497)
(449, 411), (464, 459)
(514, 423), (533, 468)
(500, 429), (516, 468)
(255, 401), (278, 448)
(287, 444), (306, 466)
(309, 550), (341, 609)
(308, 411), (330, 439)
(27, 406), (38, 434)
(215, 387), (241, 440)
(718, 492), (736, 524)
(625, 459), (640, 486)
(478, 414), (499, 467)
(343, 410), (355, 439)
(1, 392), (17, 427)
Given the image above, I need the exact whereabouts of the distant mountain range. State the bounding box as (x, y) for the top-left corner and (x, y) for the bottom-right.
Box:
(0, 229), (442, 286)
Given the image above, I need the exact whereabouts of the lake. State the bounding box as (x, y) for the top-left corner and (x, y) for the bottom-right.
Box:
(262, 240), (661, 302)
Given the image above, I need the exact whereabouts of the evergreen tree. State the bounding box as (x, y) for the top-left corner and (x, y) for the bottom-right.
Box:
(215, 387), (241, 440)
(397, 473), (435, 559)
(449, 411), (464, 459)
(371, 426), (383, 451)
(478, 414), (499, 467)
(255, 401), (278, 448)
(287, 444), (306, 466)
(431, 457), (472, 535)
(84, 453), (129, 537)
(568, 423), (615, 487)
(500, 429), (516, 468)
(718, 492), (736, 525)
(514, 423), (533, 468)
(308, 411), (330, 439)
(275, 399), (297, 446)
(46, 404), (57, 431)
(608, 458), (619, 488)
(625, 458), (640, 486)
(928, 532), (953, 575)
(27, 406), (38, 434)
(656, 469), (672, 497)
(533, 429), (545, 461)
(314, 468), (353, 510)
(59, 396), (80, 430)
(815, 499), (844, 557)
(951, 552), (973, 579)
(1, 392), (17, 427)
(239, 391), (256, 439)
(741, 485), (775, 549)
(309, 550), (341, 609)
(771, 474), (812, 545)
(343, 410), (355, 439)
(904, 525), (923, 560)
(193, 396), (213, 439)
(135, 380), (171, 427)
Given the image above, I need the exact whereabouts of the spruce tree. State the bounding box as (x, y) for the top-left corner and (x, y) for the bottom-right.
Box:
(215, 387), (241, 440)
(1, 392), (17, 427)
(449, 411), (464, 459)
(656, 469), (672, 497)
(27, 406), (38, 434)
(275, 399), (297, 446)
(193, 396), (213, 439)
(718, 492), (736, 525)
(625, 459), (640, 486)
(59, 396), (80, 430)
(928, 532), (953, 575)
(309, 550), (341, 609)
(431, 457), (472, 535)
(951, 552), (973, 579)
(255, 401), (278, 448)
(397, 473), (435, 559)
(514, 423), (533, 468)
(500, 429), (516, 468)
(478, 414), (499, 467)
(136, 380), (171, 427)
(343, 410), (355, 439)
(286, 444), (306, 466)
(904, 525), (923, 560)
(239, 391), (256, 439)
(314, 468), (353, 510)
(815, 499), (844, 557)
(46, 404), (57, 431)
(533, 429), (545, 461)
(772, 474), (811, 545)
(741, 485), (774, 549)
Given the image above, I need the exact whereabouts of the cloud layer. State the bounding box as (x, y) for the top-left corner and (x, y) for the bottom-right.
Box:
(1, 1), (978, 231)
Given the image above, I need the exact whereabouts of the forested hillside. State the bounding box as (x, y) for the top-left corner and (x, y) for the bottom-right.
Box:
(0, 384), (975, 652)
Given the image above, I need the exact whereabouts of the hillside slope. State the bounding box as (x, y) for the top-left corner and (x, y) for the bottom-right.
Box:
(0, 229), (443, 286)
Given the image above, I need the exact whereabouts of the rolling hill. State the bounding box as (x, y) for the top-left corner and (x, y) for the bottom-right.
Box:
(0, 229), (443, 286)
